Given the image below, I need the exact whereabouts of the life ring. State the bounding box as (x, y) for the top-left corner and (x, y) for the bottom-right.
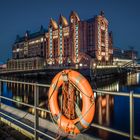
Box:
(48, 70), (95, 134)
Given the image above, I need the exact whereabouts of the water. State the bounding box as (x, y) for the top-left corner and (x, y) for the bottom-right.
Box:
(0, 72), (140, 140)
(88, 72), (140, 140)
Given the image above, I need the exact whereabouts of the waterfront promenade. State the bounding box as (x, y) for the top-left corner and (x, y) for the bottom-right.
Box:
(0, 75), (140, 140)
(0, 121), (30, 140)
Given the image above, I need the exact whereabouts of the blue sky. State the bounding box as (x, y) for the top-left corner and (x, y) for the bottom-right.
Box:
(0, 0), (140, 63)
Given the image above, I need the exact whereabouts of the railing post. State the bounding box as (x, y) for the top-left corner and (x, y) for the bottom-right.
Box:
(0, 81), (2, 109)
(0, 81), (1, 101)
(130, 91), (134, 140)
(34, 84), (39, 140)
(0, 81), (1, 121)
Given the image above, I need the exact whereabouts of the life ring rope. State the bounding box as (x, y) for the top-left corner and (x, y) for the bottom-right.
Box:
(78, 100), (95, 123)
(68, 78), (94, 100)
(61, 82), (95, 120)
(48, 70), (95, 135)
(48, 73), (61, 101)
(68, 78), (95, 123)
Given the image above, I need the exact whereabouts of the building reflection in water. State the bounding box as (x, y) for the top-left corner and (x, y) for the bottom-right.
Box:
(93, 79), (118, 139)
(127, 72), (140, 86)
(95, 94), (114, 139)
(5, 77), (48, 119)
(93, 72), (139, 139)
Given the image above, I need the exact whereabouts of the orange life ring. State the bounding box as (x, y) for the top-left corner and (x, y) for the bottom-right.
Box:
(48, 70), (95, 134)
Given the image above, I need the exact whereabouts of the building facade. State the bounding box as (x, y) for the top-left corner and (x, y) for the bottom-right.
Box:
(124, 49), (138, 60)
(7, 11), (113, 70)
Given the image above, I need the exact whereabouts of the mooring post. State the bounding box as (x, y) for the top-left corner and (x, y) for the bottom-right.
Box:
(34, 83), (39, 140)
(130, 91), (134, 140)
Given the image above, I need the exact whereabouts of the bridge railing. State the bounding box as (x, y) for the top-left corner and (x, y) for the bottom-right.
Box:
(0, 79), (140, 140)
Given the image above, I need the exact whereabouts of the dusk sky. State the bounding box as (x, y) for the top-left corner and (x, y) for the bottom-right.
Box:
(0, 0), (140, 63)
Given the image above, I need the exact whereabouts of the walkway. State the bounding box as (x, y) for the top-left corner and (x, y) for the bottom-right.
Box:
(0, 121), (31, 140)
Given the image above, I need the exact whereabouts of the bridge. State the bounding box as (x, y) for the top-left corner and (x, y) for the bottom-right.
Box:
(0, 67), (92, 80)
(0, 79), (140, 140)
(0, 59), (140, 84)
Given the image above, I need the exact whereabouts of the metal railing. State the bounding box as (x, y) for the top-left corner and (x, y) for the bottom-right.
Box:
(0, 79), (140, 140)
(0, 79), (54, 140)
(92, 89), (140, 140)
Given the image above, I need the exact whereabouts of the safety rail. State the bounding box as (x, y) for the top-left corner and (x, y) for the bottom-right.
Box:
(0, 79), (54, 140)
(0, 79), (139, 140)
(92, 89), (140, 140)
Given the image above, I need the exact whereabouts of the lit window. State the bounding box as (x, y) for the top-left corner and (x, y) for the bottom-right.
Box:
(41, 38), (43, 42)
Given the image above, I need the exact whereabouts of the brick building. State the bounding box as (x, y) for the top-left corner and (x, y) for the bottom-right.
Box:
(7, 11), (113, 70)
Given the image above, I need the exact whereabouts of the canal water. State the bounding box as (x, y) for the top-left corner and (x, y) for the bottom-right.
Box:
(0, 72), (140, 140)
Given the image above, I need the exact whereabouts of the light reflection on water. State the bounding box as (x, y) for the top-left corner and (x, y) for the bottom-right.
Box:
(89, 72), (140, 140)
(1, 72), (140, 140)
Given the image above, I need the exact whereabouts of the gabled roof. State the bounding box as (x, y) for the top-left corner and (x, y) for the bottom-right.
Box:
(15, 26), (47, 43)
(58, 15), (68, 26)
(70, 11), (80, 21)
(49, 18), (58, 29)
